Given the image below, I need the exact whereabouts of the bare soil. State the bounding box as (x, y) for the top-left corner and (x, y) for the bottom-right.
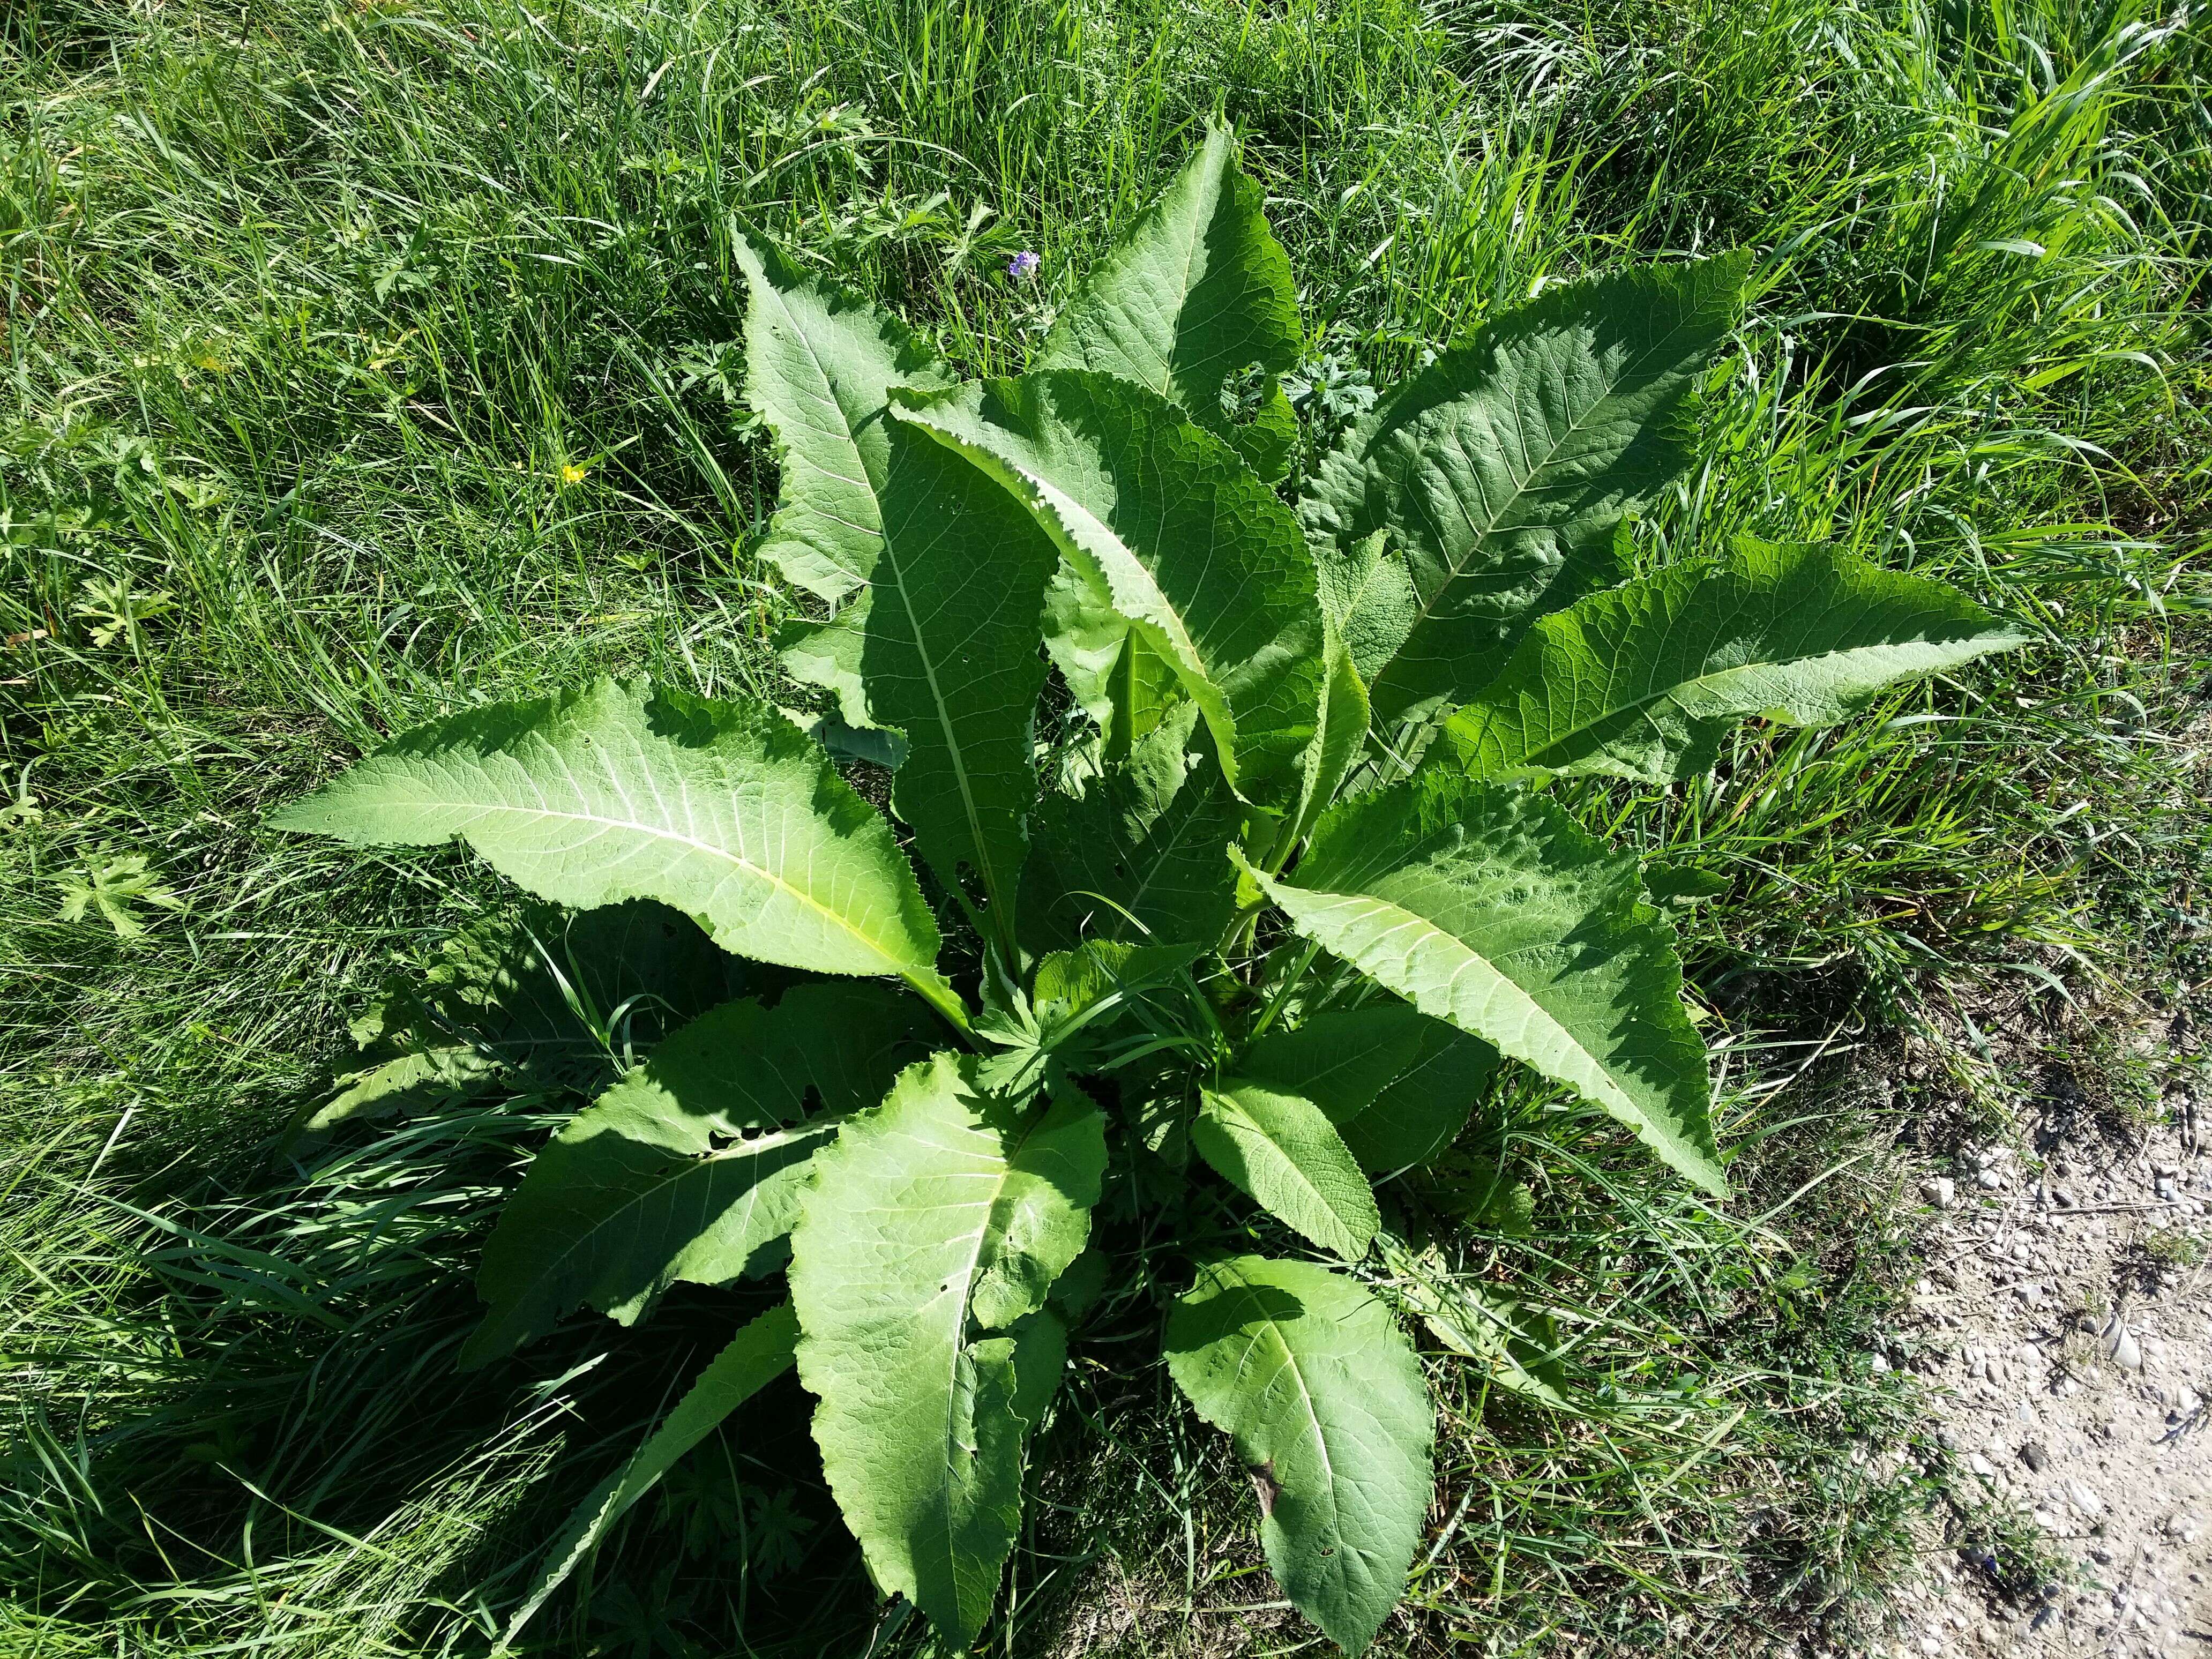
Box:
(1885, 1082), (2211, 1657)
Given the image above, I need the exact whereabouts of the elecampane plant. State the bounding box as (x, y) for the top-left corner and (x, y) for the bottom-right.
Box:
(276, 128), (2023, 1653)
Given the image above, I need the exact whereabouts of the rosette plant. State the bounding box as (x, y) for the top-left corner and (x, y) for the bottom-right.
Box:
(275, 130), (2022, 1651)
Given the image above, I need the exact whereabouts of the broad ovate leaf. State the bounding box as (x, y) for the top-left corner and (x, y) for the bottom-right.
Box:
(1040, 125), (1303, 480)
(460, 986), (931, 1367)
(1239, 1002), (1499, 1171)
(270, 678), (958, 1021)
(894, 371), (1325, 804)
(1193, 1083), (1379, 1260)
(1020, 703), (1243, 952)
(1245, 772), (1724, 1194)
(1165, 1255), (1433, 1653)
(1442, 537), (2030, 783)
(503, 1301), (799, 1642)
(735, 234), (954, 608)
(788, 1058), (1105, 1645)
(1299, 255), (1750, 724)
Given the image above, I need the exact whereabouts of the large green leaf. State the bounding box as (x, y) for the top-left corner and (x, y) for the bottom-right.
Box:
(788, 1058), (1105, 1645)
(776, 423), (1060, 934)
(460, 985), (931, 1367)
(894, 371), (1325, 803)
(1020, 703), (1243, 952)
(1299, 255), (1749, 724)
(1442, 537), (2030, 784)
(1039, 126), (1303, 481)
(1165, 1256), (1433, 1654)
(1193, 1083), (1378, 1260)
(1245, 772), (1724, 1193)
(739, 237), (1059, 933)
(503, 1302), (799, 1642)
(1239, 1002), (1499, 1171)
(270, 678), (959, 1022)
(735, 235), (954, 608)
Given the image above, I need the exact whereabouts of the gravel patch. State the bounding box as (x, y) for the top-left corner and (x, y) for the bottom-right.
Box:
(1884, 1090), (2211, 1656)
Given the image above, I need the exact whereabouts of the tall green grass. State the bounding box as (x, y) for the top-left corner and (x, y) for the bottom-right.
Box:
(2, 0), (2206, 1651)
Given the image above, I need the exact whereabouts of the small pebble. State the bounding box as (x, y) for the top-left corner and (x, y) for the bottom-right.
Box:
(2021, 1440), (2050, 1472)
(2103, 1318), (2142, 1371)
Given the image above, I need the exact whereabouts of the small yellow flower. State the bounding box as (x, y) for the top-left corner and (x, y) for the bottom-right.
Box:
(559, 462), (588, 487)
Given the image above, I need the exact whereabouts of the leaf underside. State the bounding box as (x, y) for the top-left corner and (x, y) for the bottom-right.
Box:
(1251, 773), (1724, 1193)
(270, 677), (951, 1004)
(1165, 1254), (1433, 1654)
(788, 1057), (1104, 1645)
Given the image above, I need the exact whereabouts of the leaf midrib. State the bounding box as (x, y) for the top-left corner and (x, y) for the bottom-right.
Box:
(928, 1103), (1060, 1631)
(406, 792), (916, 974)
(873, 493), (1007, 921)
(1499, 625), (2006, 773)
(1220, 1264), (1344, 1573)
(1271, 881), (1678, 1153)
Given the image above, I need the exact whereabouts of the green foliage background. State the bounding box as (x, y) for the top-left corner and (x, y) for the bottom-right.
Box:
(1, 0), (2206, 1654)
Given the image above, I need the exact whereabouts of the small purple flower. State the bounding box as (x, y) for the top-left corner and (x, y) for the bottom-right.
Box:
(1007, 250), (1041, 281)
